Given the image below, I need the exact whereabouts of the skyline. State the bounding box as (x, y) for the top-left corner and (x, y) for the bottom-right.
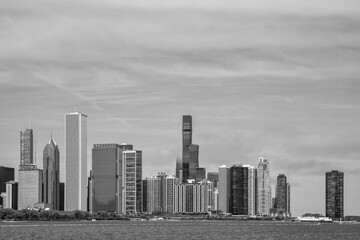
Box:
(1, 0), (360, 217)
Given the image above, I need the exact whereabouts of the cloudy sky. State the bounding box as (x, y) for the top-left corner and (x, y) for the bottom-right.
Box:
(1, 0), (360, 216)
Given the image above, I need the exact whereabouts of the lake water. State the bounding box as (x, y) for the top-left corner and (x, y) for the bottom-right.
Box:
(1, 220), (359, 239)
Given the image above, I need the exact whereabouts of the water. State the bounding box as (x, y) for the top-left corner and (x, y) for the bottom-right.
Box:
(1, 220), (359, 239)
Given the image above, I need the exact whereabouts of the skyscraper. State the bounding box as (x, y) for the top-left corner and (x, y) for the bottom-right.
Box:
(65, 111), (87, 211)
(207, 172), (219, 188)
(275, 174), (287, 212)
(43, 136), (60, 210)
(257, 157), (271, 216)
(181, 115), (201, 182)
(20, 129), (33, 167)
(326, 170), (344, 220)
(244, 165), (257, 216)
(0, 166), (15, 207)
(91, 143), (132, 212)
(122, 150), (142, 214)
(182, 115), (192, 182)
(218, 165), (230, 214)
(18, 128), (43, 210)
(230, 164), (248, 215)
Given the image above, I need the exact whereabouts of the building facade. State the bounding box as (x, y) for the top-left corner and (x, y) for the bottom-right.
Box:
(65, 111), (87, 211)
(207, 172), (219, 188)
(122, 150), (142, 214)
(275, 174), (287, 211)
(5, 181), (18, 209)
(257, 157), (271, 216)
(244, 165), (257, 216)
(230, 164), (248, 215)
(18, 168), (43, 210)
(173, 180), (212, 213)
(0, 166), (14, 207)
(326, 170), (344, 220)
(43, 137), (60, 210)
(218, 165), (230, 214)
(20, 129), (33, 166)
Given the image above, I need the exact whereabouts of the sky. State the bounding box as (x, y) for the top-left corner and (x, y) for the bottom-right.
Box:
(1, 0), (360, 216)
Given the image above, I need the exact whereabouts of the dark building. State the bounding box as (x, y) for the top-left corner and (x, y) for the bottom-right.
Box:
(326, 170), (344, 220)
(0, 166), (15, 206)
(189, 144), (199, 180)
(181, 115), (202, 182)
(59, 182), (64, 211)
(275, 174), (287, 211)
(230, 164), (248, 215)
(20, 129), (33, 167)
(43, 137), (60, 210)
(91, 143), (133, 212)
(195, 168), (206, 182)
(182, 115), (192, 182)
(207, 172), (219, 188)
(175, 158), (182, 179)
(5, 181), (18, 210)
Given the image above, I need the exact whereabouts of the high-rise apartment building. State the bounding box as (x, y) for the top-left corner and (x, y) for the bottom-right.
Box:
(5, 181), (18, 209)
(326, 170), (344, 220)
(0, 166), (14, 206)
(165, 175), (178, 212)
(91, 143), (132, 213)
(207, 172), (219, 188)
(65, 111), (87, 211)
(173, 180), (212, 213)
(20, 129), (33, 167)
(43, 136), (60, 210)
(218, 165), (230, 213)
(257, 157), (271, 216)
(275, 174), (287, 212)
(244, 165), (257, 216)
(122, 150), (142, 214)
(230, 164), (248, 215)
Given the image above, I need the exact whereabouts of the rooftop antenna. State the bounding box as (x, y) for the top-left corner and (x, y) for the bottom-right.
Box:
(74, 107), (77, 113)
(28, 117), (31, 129)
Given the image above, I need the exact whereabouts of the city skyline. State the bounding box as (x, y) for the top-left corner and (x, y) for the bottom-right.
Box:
(1, 0), (360, 217)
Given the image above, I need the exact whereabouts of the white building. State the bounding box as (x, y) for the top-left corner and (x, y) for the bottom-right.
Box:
(122, 150), (142, 214)
(257, 157), (271, 216)
(65, 112), (87, 211)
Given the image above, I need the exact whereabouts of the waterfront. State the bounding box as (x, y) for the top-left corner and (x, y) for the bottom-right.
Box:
(1, 220), (359, 240)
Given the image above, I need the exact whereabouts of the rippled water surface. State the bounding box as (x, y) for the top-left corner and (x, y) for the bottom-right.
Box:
(1, 220), (359, 239)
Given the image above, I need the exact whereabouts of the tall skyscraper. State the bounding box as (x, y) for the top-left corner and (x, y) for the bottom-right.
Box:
(257, 157), (271, 216)
(18, 128), (43, 210)
(326, 170), (344, 220)
(181, 115), (201, 182)
(218, 165), (230, 213)
(122, 150), (142, 214)
(230, 164), (248, 215)
(182, 115), (192, 182)
(275, 174), (287, 212)
(244, 165), (257, 216)
(91, 143), (132, 213)
(20, 129), (33, 167)
(0, 166), (15, 207)
(43, 136), (60, 210)
(65, 111), (87, 211)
